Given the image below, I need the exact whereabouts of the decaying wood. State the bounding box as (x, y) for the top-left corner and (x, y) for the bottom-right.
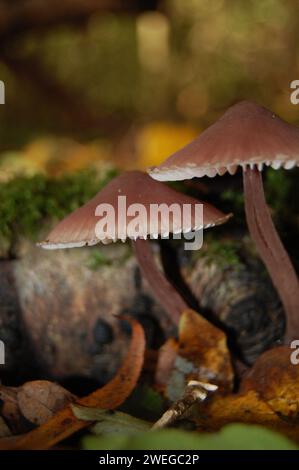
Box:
(186, 245), (285, 364)
(0, 243), (165, 384)
(0, 237), (285, 382)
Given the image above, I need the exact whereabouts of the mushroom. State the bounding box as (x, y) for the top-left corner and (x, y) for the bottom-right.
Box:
(39, 171), (230, 326)
(149, 101), (299, 344)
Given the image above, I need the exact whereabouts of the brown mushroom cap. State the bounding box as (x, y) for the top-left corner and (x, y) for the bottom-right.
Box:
(149, 101), (299, 181)
(39, 171), (231, 249)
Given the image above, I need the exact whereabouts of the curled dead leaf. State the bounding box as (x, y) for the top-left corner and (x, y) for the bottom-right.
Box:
(160, 309), (233, 400)
(190, 347), (299, 444)
(240, 346), (299, 418)
(178, 309), (233, 390)
(17, 381), (75, 426)
(0, 386), (22, 434)
(0, 417), (11, 438)
(0, 380), (74, 433)
(0, 318), (145, 450)
(193, 390), (299, 445)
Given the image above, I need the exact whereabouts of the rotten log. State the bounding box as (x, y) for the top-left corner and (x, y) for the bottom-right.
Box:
(0, 238), (285, 386)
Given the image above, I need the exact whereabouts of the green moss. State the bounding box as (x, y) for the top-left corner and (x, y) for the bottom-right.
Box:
(87, 249), (113, 269)
(221, 189), (244, 214)
(265, 168), (292, 214)
(193, 236), (241, 268)
(87, 244), (132, 270)
(0, 168), (118, 253)
(121, 385), (164, 422)
(221, 169), (295, 219)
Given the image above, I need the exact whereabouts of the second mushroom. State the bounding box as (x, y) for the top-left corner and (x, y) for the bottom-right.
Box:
(39, 171), (231, 327)
(149, 101), (299, 344)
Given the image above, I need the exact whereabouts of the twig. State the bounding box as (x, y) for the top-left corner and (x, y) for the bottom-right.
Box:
(152, 380), (218, 429)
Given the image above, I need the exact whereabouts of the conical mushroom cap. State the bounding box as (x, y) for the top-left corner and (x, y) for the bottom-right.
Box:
(149, 101), (299, 181)
(39, 171), (231, 249)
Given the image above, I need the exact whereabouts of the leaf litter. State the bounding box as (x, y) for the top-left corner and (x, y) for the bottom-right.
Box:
(0, 309), (299, 449)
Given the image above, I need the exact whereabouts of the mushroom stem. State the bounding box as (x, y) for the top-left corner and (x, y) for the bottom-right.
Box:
(132, 238), (188, 326)
(243, 167), (299, 344)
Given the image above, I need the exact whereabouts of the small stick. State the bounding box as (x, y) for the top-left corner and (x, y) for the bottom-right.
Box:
(152, 380), (218, 429)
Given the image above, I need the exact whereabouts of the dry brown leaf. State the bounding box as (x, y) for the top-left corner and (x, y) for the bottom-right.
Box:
(194, 390), (299, 444)
(0, 380), (74, 432)
(197, 390), (278, 429)
(0, 318), (145, 450)
(240, 346), (299, 418)
(17, 381), (75, 426)
(189, 346), (299, 444)
(0, 417), (11, 438)
(155, 310), (233, 401)
(178, 309), (233, 391)
(0, 386), (25, 434)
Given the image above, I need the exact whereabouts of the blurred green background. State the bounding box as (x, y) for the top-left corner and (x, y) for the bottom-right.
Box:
(1, 0), (299, 176)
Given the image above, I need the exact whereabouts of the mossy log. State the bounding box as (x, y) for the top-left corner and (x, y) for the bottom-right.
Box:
(0, 238), (284, 385)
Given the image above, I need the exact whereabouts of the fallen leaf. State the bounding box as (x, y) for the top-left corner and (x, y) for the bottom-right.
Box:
(0, 381), (74, 432)
(0, 386), (22, 434)
(179, 310), (233, 389)
(17, 381), (75, 426)
(72, 405), (150, 435)
(241, 346), (299, 418)
(0, 417), (11, 438)
(137, 123), (199, 169)
(193, 390), (299, 444)
(0, 318), (145, 450)
(164, 309), (233, 400)
(182, 345), (299, 444)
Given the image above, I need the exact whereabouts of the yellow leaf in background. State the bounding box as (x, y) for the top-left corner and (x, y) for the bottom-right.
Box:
(137, 122), (198, 169)
(44, 140), (111, 177)
(24, 138), (58, 171)
(8, 137), (112, 178)
(0, 151), (43, 182)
